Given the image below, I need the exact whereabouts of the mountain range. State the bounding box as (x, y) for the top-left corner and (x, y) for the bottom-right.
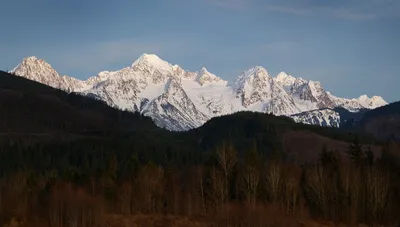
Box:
(10, 54), (387, 131)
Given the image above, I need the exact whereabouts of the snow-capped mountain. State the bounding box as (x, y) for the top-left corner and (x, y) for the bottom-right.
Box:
(290, 109), (341, 127)
(143, 78), (209, 131)
(234, 67), (299, 115)
(11, 56), (91, 92)
(328, 93), (387, 112)
(10, 54), (388, 130)
(276, 72), (336, 110)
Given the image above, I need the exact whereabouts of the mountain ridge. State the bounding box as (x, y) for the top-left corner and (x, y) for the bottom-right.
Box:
(10, 54), (388, 131)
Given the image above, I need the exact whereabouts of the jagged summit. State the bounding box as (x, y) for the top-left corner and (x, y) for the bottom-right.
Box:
(11, 56), (64, 89)
(132, 53), (167, 67)
(22, 56), (39, 62)
(245, 66), (270, 77)
(276, 71), (308, 90)
(357, 95), (387, 108)
(9, 53), (388, 131)
(276, 71), (296, 84)
(234, 66), (270, 91)
(196, 67), (225, 85)
(235, 66), (271, 88)
(200, 67), (209, 73)
(12, 56), (52, 72)
(130, 53), (198, 82)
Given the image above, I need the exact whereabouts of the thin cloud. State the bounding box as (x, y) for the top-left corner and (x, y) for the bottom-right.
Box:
(264, 4), (381, 21)
(331, 8), (377, 21)
(264, 5), (309, 16)
(205, 0), (256, 10)
(205, 0), (400, 21)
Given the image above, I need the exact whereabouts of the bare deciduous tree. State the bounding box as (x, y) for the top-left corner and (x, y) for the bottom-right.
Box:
(283, 174), (300, 215)
(364, 166), (391, 225)
(265, 161), (283, 204)
(48, 183), (104, 227)
(137, 163), (165, 213)
(216, 141), (237, 204)
(117, 182), (134, 214)
(164, 168), (181, 215)
(239, 161), (260, 208)
(0, 179), (4, 217)
(209, 167), (225, 211)
(195, 166), (207, 214)
(304, 164), (329, 218)
(7, 172), (29, 222)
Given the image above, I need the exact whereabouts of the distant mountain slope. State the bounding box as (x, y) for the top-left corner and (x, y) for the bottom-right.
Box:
(333, 107), (369, 128)
(0, 70), (158, 135)
(10, 54), (387, 131)
(358, 101), (400, 141)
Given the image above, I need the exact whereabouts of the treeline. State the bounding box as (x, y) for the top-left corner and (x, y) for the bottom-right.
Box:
(0, 138), (399, 227)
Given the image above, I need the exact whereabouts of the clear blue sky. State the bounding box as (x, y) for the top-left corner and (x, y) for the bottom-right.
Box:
(1, 0), (399, 102)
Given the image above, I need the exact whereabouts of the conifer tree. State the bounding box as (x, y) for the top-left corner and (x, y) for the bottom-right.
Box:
(365, 147), (374, 166)
(108, 154), (117, 182)
(347, 136), (363, 165)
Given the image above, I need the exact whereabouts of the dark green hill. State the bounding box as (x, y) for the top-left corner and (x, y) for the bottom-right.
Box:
(0, 70), (159, 135)
(357, 101), (400, 141)
(333, 107), (368, 129)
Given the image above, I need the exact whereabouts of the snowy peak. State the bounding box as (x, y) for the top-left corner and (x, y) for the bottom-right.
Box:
(196, 67), (225, 85)
(199, 67), (210, 75)
(275, 71), (296, 88)
(357, 95), (387, 108)
(234, 66), (270, 91)
(328, 93), (387, 112)
(12, 56), (58, 76)
(17, 56), (47, 66)
(370, 96), (386, 104)
(247, 66), (270, 79)
(233, 66), (300, 115)
(132, 53), (172, 72)
(130, 53), (176, 84)
(10, 56), (91, 92)
(132, 53), (168, 67)
(86, 70), (117, 86)
(276, 71), (291, 80)
(11, 56), (65, 88)
(130, 53), (198, 82)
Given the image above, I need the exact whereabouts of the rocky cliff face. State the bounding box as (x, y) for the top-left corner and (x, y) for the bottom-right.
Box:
(290, 109), (341, 127)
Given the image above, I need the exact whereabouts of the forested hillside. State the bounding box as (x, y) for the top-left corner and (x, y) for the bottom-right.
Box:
(0, 70), (399, 227)
(359, 101), (400, 141)
(0, 70), (158, 135)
